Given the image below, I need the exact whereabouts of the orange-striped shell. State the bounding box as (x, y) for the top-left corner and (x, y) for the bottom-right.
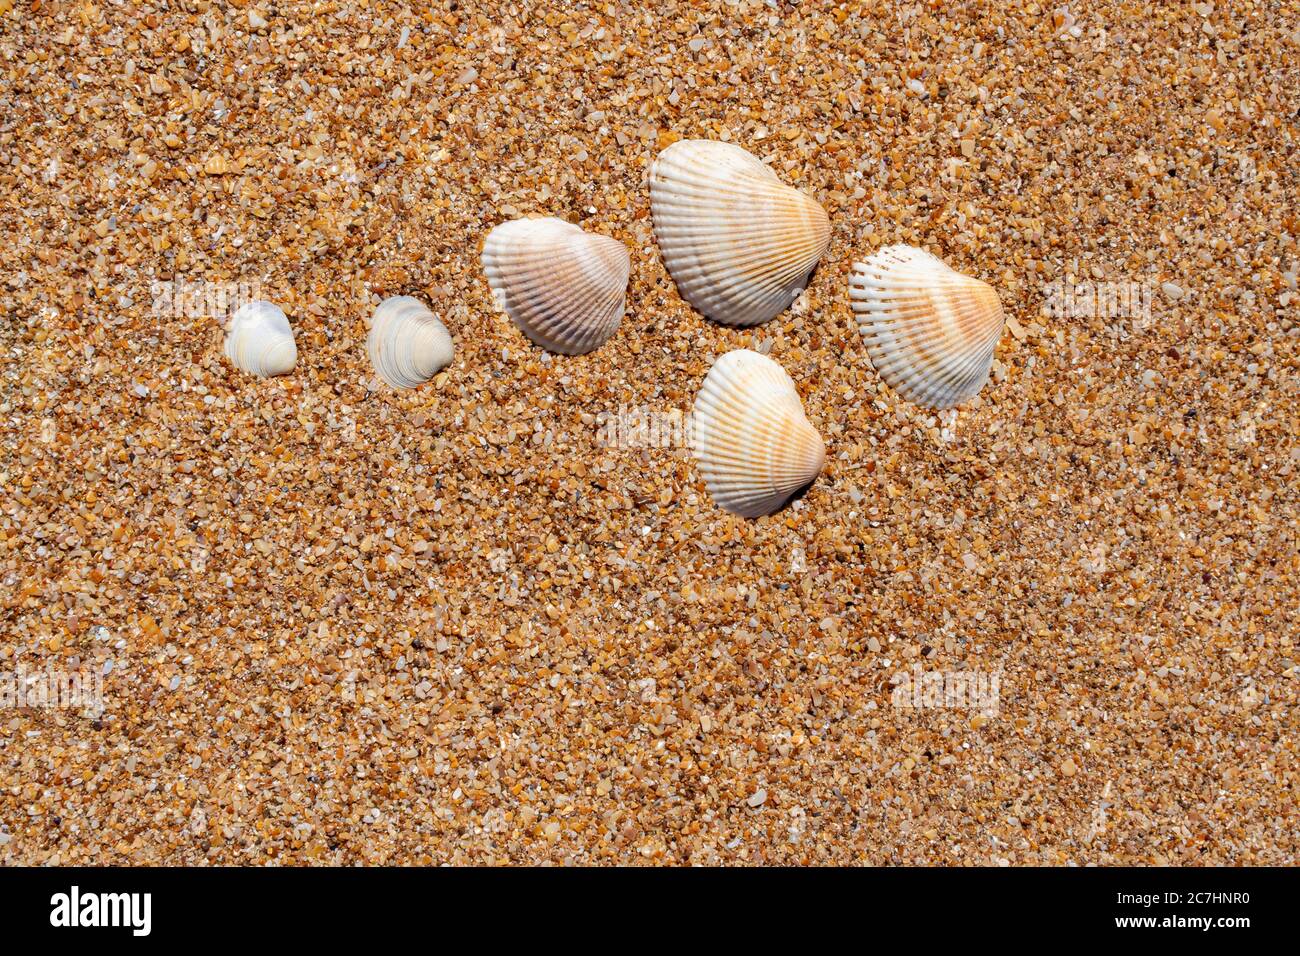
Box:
(849, 245), (1005, 408)
(650, 140), (830, 327)
(691, 349), (826, 517)
(482, 217), (630, 355)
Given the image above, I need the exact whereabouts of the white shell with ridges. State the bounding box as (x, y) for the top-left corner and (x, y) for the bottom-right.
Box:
(690, 349), (826, 517)
(849, 245), (1005, 409)
(482, 217), (630, 355)
(223, 300), (296, 378)
(649, 139), (830, 327)
(366, 296), (454, 389)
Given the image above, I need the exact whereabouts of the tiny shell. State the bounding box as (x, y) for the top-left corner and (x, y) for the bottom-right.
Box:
(482, 217), (630, 355)
(650, 139), (830, 327)
(223, 300), (296, 378)
(366, 296), (454, 389)
(849, 245), (1005, 408)
(690, 349), (826, 517)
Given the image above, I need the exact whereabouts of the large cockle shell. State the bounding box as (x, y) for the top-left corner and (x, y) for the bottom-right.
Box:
(849, 245), (1005, 408)
(649, 139), (831, 327)
(223, 300), (296, 378)
(366, 296), (454, 389)
(481, 217), (630, 355)
(690, 349), (826, 518)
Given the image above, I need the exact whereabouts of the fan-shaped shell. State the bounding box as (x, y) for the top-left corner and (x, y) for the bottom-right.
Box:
(690, 349), (826, 517)
(849, 245), (1005, 408)
(223, 300), (296, 378)
(649, 139), (830, 327)
(366, 296), (454, 389)
(481, 217), (630, 355)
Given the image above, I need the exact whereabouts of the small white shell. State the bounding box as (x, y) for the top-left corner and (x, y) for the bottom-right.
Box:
(482, 217), (630, 355)
(366, 296), (454, 390)
(650, 139), (830, 327)
(849, 245), (1005, 408)
(223, 300), (296, 378)
(691, 349), (826, 518)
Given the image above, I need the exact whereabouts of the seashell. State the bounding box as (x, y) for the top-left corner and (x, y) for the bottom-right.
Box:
(649, 139), (831, 327)
(690, 349), (826, 517)
(481, 217), (630, 355)
(223, 300), (296, 378)
(849, 245), (1005, 409)
(366, 295), (454, 389)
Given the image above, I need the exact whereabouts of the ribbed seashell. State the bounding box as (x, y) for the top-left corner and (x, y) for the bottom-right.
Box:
(849, 245), (1006, 409)
(481, 217), (630, 355)
(690, 349), (826, 518)
(366, 296), (454, 389)
(223, 300), (296, 378)
(649, 139), (831, 327)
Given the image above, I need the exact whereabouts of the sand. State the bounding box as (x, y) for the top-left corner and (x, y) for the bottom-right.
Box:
(1, 1), (1296, 864)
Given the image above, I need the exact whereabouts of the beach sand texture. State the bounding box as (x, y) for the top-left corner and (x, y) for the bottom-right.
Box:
(1, 1), (1296, 864)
